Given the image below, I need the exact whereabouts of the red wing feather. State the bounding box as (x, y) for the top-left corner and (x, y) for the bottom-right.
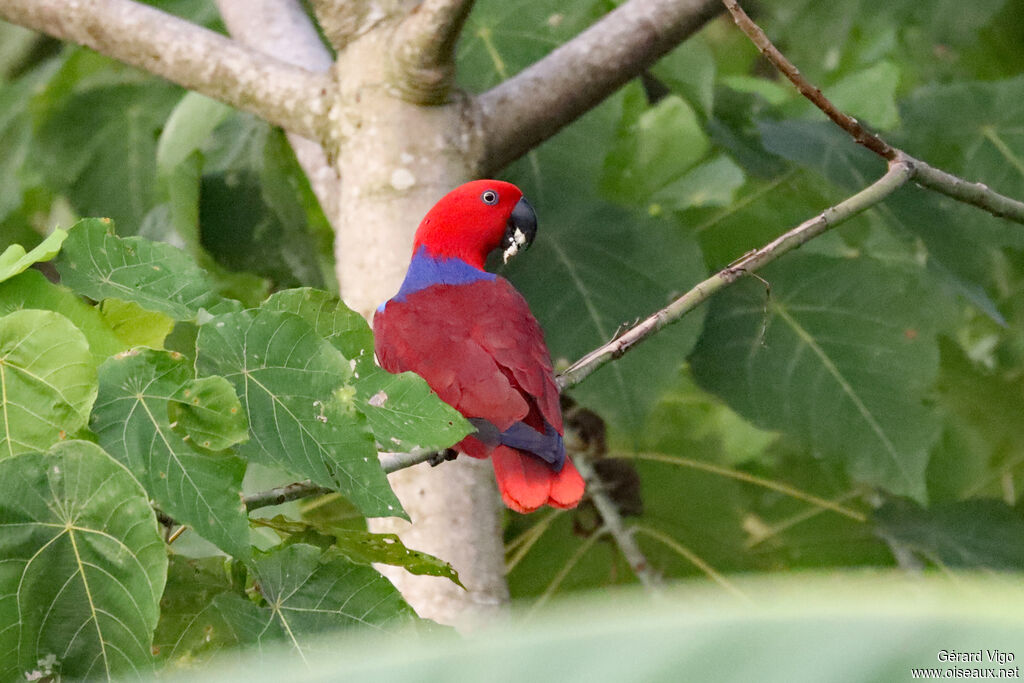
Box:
(374, 278), (560, 434)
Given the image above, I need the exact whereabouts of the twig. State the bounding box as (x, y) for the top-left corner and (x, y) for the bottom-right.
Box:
(477, 0), (722, 174)
(722, 0), (1024, 226)
(901, 152), (1024, 224)
(392, 0), (477, 104)
(573, 453), (662, 590)
(557, 161), (913, 390)
(243, 448), (439, 512)
(0, 0), (335, 142)
(721, 0), (895, 160)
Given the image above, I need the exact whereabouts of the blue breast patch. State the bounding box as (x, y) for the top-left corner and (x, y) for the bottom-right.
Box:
(378, 246), (495, 311)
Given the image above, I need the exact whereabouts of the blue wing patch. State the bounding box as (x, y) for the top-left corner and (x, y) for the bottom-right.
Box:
(469, 417), (565, 471)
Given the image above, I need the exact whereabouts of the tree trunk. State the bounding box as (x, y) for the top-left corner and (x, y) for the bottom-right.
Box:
(330, 23), (509, 630)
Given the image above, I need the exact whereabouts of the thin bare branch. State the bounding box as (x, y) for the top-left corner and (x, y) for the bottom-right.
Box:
(902, 152), (1024, 224)
(477, 0), (722, 174)
(215, 0), (341, 219)
(557, 161), (913, 390)
(574, 453), (662, 590)
(0, 0), (334, 142)
(244, 448), (440, 512)
(393, 0), (477, 104)
(721, 0), (895, 160)
(723, 0), (1024, 226)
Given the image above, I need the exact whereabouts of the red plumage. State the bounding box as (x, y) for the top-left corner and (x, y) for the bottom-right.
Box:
(373, 181), (585, 513)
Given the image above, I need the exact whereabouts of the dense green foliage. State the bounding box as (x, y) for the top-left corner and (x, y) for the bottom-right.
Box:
(1, 0), (1024, 678)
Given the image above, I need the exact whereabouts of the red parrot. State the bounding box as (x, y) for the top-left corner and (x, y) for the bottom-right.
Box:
(373, 180), (585, 513)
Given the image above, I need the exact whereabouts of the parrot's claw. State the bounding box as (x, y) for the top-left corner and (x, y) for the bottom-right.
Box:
(428, 449), (459, 467)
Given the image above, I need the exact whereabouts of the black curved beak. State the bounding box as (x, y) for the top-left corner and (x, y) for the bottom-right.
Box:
(501, 197), (538, 264)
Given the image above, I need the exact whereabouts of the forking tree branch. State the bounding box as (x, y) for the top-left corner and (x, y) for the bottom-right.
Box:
(720, 0), (1024, 225)
(393, 0), (477, 104)
(0, 0), (335, 142)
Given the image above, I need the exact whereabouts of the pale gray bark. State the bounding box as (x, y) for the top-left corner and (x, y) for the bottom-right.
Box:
(0, 0), (333, 141)
(215, 0), (341, 222)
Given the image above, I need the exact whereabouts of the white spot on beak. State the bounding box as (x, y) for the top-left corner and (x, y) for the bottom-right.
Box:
(502, 228), (529, 264)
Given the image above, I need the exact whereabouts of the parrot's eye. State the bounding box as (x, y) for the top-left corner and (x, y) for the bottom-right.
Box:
(481, 190), (499, 205)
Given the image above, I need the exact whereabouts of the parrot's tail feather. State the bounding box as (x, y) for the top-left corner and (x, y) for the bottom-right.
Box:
(547, 456), (585, 509)
(491, 445), (585, 514)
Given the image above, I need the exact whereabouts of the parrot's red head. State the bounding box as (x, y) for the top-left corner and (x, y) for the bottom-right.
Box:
(413, 180), (538, 269)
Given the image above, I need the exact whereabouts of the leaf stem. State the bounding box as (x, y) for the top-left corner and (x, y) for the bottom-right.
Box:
(620, 452), (866, 522)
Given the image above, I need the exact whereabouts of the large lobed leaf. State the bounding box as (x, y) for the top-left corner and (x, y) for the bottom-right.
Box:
(91, 349), (250, 559)
(55, 218), (225, 321)
(0, 441), (167, 681)
(154, 544), (417, 669)
(0, 270), (125, 365)
(161, 575), (1024, 683)
(0, 229), (66, 284)
(195, 308), (404, 518)
(0, 309), (96, 457)
(690, 254), (948, 501)
(262, 288), (472, 452)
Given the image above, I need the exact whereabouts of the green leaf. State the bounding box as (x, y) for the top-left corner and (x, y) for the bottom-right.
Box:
(458, 0), (603, 93)
(33, 82), (182, 230)
(351, 369), (473, 452)
(253, 515), (463, 587)
(602, 93), (710, 201)
(198, 114), (331, 289)
(152, 555), (245, 668)
(261, 288), (473, 450)
(0, 229), (66, 283)
(644, 369), (778, 467)
(0, 269), (124, 364)
(755, 119), (1008, 318)
(156, 575), (1024, 682)
(55, 217), (226, 320)
(157, 544), (417, 664)
(92, 348), (250, 559)
(823, 61), (901, 130)
(649, 34), (716, 118)
(331, 529), (463, 586)
(194, 309), (404, 518)
(246, 544), (416, 650)
(156, 92), (233, 176)
(650, 154), (746, 212)
(261, 288), (374, 362)
(169, 375), (249, 452)
(874, 498), (1024, 570)
(0, 440), (167, 681)
(100, 297), (176, 349)
(691, 255), (949, 501)
(0, 309), (96, 457)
